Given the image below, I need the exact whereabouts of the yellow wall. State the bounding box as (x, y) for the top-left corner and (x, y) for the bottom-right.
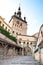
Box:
(0, 16), (12, 33)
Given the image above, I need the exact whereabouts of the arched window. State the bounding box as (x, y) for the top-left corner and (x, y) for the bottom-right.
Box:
(27, 42), (29, 44)
(27, 42), (29, 47)
(23, 41), (25, 44)
(19, 38), (22, 44)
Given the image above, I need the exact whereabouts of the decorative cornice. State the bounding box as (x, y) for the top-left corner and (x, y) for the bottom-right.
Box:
(12, 15), (27, 23)
(17, 34), (38, 39)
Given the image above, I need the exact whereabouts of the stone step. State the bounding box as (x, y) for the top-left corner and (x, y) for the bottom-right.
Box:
(0, 56), (39, 65)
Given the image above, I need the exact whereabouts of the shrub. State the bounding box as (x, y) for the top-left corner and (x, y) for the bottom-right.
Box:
(0, 25), (17, 43)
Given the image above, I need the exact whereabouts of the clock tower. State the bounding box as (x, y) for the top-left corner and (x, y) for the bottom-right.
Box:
(9, 6), (27, 36)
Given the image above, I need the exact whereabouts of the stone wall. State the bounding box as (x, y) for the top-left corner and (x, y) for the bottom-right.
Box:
(0, 44), (32, 59)
(0, 44), (24, 59)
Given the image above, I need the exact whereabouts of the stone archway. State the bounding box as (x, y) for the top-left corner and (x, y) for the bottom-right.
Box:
(24, 46), (32, 56)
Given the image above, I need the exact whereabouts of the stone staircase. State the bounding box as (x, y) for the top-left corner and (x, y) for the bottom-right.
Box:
(0, 56), (40, 65)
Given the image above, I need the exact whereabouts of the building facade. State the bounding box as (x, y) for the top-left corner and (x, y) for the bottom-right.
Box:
(0, 16), (12, 33)
(9, 6), (27, 36)
(34, 24), (43, 64)
(0, 6), (43, 64)
(9, 6), (37, 55)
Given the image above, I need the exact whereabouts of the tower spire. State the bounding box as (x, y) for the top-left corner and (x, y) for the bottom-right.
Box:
(17, 5), (21, 18)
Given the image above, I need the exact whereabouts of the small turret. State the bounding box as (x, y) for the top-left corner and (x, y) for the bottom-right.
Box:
(14, 12), (16, 15)
(24, 17), (26, 21)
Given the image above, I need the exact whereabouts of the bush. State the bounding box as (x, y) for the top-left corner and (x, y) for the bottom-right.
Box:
(0, 25), (17, 43)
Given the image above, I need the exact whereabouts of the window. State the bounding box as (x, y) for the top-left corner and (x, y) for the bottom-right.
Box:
(23, 42), (25, 44)
(20, 23), (22, 26)
(16, 32), (18, 35)
(30, 42), (32, 45)
(19, 38), (22, 44)
(19, 41), (21, 44)
(17, 21), (19, 24)
(2, 24), (4, 27)
(19, 33), (21, 35)
(27, 42), (29, 47)
(5, 27), (7, 30)
(19, 38), (22, 40)
(13, 31), (14, 33)
(27, 42), (29, 44)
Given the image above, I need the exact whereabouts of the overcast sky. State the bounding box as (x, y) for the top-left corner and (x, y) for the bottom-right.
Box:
(0, 0), (43, 35)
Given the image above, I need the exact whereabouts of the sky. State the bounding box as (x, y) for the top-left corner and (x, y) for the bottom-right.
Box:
(0, 0), (43, 35)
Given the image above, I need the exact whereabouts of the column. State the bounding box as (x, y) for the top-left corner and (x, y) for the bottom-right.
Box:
(15, 49), (18, 55)
(13, 47), (16, 56)
(19, 48), (22, 55)
(22, 48), (24, 56)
